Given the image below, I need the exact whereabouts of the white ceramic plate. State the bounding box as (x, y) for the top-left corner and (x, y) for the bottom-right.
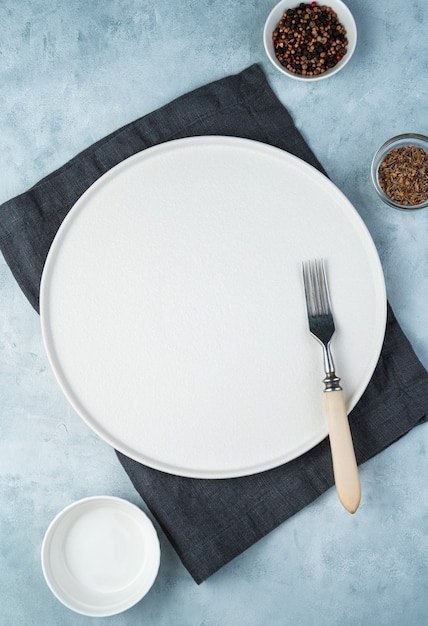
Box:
(41, 496), (160, 617)
(40, 136), (386, 478)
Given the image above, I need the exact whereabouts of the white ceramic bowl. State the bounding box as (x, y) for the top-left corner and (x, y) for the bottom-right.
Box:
(41, 496), (161, 617)
(263, 0), (357, 81)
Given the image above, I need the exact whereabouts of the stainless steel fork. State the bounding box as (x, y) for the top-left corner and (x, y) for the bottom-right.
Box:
(302, 259), (361, 514)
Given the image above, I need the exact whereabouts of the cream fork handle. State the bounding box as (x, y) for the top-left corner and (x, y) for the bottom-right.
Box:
(324, 389), (361, 514)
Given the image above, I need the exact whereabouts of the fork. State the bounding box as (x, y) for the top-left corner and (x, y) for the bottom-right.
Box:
(302, 259), (361, 514)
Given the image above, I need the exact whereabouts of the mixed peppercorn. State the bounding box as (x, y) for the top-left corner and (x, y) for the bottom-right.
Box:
(272, 2), (348, 76)
(378, 145), (428, 207)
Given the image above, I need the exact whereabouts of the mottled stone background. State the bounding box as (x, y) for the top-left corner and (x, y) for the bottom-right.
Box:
(0, 1), (427, 624)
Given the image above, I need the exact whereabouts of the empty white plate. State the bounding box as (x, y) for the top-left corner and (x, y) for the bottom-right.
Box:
(41, 496), (160, 616)
(40, 136), (386, 478)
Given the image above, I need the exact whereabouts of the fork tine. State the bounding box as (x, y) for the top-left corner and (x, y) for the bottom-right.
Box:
(317, 259), (330, 316)
(312, 260), (323, 316)
(302, 261), (314, 316)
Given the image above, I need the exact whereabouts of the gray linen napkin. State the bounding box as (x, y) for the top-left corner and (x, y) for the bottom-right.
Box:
(1, 64), (427, 584)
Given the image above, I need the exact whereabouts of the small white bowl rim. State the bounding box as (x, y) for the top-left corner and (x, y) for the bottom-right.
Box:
(263, 0), (357, 81)
(371, 133), (428, 210)
(41, 495), (161, 617)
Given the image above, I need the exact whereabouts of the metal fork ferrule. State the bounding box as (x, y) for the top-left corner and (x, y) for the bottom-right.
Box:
(323, 372), (342, 392)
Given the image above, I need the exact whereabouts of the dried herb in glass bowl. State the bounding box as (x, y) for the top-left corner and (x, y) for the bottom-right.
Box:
(378, 146), (428, 207)
(371, 134), (428, 210)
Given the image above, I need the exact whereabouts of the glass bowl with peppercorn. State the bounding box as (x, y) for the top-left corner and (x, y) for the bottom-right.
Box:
(371, 134), (428, 210)
(263, 0), (357, 81)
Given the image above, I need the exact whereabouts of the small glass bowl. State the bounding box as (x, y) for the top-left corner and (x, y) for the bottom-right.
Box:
(371, 133), (428, 210)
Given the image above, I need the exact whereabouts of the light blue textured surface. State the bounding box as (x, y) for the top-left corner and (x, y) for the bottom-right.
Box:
(1, 1), (427, 624)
